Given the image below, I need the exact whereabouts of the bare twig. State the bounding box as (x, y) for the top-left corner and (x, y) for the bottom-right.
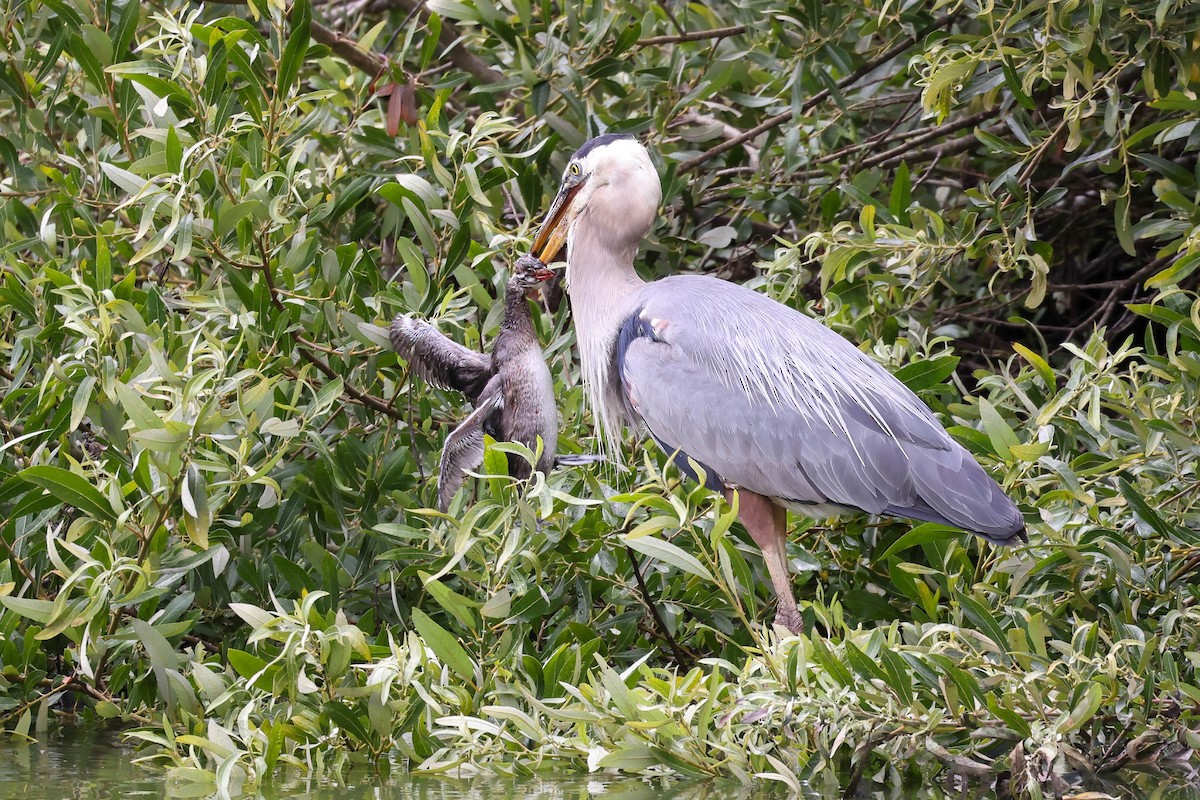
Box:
(671, 110), (760, 169)
(873, 128), (990, 169)
(678, 12), (961, 174)
(655, 1), (688, 37)
(311, 20), (386, 76)
(195, 0), (505, 91)
(820, 107), (1000, 169)
(371, 0), (507, 90)
(624, 543), (695, 666)
(209, 239), (405, 422)
(637, 25), (747, 46)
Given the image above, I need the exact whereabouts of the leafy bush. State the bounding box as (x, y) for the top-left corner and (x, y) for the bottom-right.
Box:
(1, 0), (1198, 794)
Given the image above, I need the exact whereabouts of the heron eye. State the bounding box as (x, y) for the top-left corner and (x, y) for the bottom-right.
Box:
(568, 163), (581, 177)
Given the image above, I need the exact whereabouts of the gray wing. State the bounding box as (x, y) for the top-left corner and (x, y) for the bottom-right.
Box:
(619, 276), (1024, 542)
(391, 315), (492, 399)
(437, 384), (502, 512)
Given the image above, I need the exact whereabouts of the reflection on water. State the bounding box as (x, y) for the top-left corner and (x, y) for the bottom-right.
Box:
(0, 724), (164, 799)
(0, 725), (762, 800)
(0, 725), (1197, 800)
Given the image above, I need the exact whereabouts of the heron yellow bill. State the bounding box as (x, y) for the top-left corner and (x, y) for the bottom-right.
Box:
(532, 182), (582, 264)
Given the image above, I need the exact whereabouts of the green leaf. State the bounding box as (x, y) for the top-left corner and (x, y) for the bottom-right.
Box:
(130, 617), (182, 708)
(95, 234), (112, 288)
(976, 398), (1019, 461)
(894, 355), (959, 392)
(956, 592), (1010, 660)
(1057, 682), (1104, 734)
(809, 634), (854, 687)
(621, 533), (714, 582)
(166, 126), (183, 173)
(419, 571), (480, 632)
(1114, 192), (1135, 256)
(0, 595), (55, 623)
(1120, 478), (1197, 544)
(411, 608), (476, 682)
(888, 161), (911, 220)
(1012, 343), (1055, 388)
(877, 523), (961, 562)
(276, 0), (311, 97)
(1145, 252), (1200, 290)
(1001, 56), (1036, 109)
(18, 466), (118, 522)
(227, 649), (276, 691)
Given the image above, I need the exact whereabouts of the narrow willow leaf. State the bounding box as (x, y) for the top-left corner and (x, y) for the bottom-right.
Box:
(977, 398), (1019, 460)
(894, 355), (960, 392)
(71, 375), (96, 433)
(1058, 682), (1104, 733)
(166, 126), (182, 173)
(621, 533), (714, 582)
(276, 0), (311, 97)
(419, 571), (480, 632)
(411, 608), (475, 681)
(877, 523), (960, 562)
(18, 465), (117, 522)
(956, 592), (1010, 660)
(0, 595), (55, 623)
(1012, 342), (1055, 388)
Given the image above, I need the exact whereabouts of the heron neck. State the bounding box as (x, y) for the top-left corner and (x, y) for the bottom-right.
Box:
(565, 227), (645, 458)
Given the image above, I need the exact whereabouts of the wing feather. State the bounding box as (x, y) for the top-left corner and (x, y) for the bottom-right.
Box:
(621, 276), (1023, 539)
(437, 387), (502, 511)
(391, 315), (492, 398)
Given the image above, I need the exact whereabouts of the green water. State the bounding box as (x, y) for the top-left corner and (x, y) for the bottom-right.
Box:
(1, 725), (1196, 800)
(0, 725), (754, 800)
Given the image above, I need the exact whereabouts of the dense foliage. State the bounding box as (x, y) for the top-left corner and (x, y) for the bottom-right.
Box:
(1, 0), (1199, 795)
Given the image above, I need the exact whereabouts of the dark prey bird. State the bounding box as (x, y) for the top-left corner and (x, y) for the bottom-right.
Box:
(530, 135), (1026, 633)
(391, 255), (561, 511)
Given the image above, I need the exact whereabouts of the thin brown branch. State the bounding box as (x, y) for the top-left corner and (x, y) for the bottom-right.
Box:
(637, 25), (747, 46)
(818, 106), (999, 169)
(210, 240), (406, 422)
(873, 128), (988, 169)
(678, 12), (961, 174)
(624, 543), (696, 666)
(0, 525), (36, 585)
(381, 0), (507, 90)
(295, 345), (405, 421)
(64, 676), (157, 726)
(195, 0), (504, 91)
(311, 20), (386, 76)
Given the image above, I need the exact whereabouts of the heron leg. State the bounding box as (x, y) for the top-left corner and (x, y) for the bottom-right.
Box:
(726, 488), (803, 634)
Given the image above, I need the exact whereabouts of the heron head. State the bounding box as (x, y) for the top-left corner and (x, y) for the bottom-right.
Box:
(532, 135), (661, 266)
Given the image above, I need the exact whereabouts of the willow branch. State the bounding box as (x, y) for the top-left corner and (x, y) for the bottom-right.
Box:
(379, 0), (507, 90)
(637, 25), (747, 46)
(311, 20), (386, 76)
(678, 12), (961, 174)
(195, 0), (501, 91)
(624, 543), (695, 666)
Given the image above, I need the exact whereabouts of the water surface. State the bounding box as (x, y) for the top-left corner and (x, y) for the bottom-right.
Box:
(1, 724), (1195, 799)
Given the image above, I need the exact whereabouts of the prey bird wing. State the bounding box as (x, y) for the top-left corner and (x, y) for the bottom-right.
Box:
(391, 316), (492, 399)
(437, 381), (503, 511)
(618, 276), (1024, 543)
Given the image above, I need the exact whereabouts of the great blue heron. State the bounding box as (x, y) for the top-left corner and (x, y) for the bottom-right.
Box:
(531, 134), (1026, 633)
(392, 254), (559, 511)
